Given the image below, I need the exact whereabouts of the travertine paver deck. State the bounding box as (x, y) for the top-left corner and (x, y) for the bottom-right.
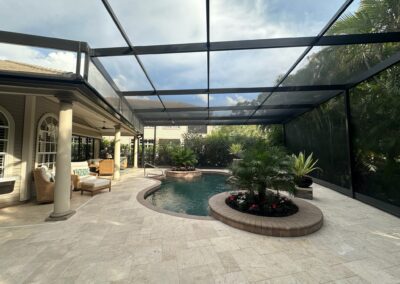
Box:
(1, 173), (400, 283)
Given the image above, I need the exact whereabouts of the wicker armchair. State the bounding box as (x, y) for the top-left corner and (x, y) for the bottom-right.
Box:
(99, 159), (114, 176)
(33, 167), (54, 203)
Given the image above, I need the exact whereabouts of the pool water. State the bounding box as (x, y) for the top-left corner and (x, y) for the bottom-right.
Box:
(147, 173), (231, 216)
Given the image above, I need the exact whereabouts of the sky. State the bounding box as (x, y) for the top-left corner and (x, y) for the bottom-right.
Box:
(0, 0), (351, 108)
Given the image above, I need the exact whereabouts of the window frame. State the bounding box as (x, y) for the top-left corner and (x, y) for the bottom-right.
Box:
(36, 113), (58, 172)
(0, 106), (15, 178)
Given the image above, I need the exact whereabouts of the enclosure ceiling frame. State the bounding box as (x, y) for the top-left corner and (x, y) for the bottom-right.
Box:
(91, 32), (400, 57)
(1, 0), (400, 126)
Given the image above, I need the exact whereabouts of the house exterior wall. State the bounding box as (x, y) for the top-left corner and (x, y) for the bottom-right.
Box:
(0, 95), (103, 207)
(0, 94), (25, 207)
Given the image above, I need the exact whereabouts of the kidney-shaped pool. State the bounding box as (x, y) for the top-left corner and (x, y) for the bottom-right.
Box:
(146, 173), (231, 217)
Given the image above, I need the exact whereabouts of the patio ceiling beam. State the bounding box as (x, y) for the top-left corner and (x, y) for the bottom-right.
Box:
(121, 85), (346, 96)
(90, 32), (400, 57)
(206, 0), (211, 121)
(246, 0), (355, 122)
(144, 120), (281, 126)
(134, 104), (312, 113)
(0, 30), (88, 52)
(143, 115), (286, 121)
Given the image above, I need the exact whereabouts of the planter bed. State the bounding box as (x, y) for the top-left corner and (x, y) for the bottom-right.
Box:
(165, 170), (202, 179)
(209, 191), (323, 237)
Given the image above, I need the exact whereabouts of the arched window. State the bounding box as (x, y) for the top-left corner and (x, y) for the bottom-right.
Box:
(0, 106), (15, 178)
(36, 114), (58, 171)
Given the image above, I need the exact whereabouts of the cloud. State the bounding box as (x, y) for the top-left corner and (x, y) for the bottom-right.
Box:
(196, 94), (208, 103)
(211, 47), (306, 88)
(226, 95), (246, 106)
(0, 43), (76, 73)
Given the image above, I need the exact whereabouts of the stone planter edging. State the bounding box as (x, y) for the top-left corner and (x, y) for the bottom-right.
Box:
(209, 192), (323, 237)
(165, 170), (202, 179)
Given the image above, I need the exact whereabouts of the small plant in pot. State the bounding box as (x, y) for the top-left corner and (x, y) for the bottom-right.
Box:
(170, 147), (198, 171)
(228, 143), (298, 217)
(291, 152), (321, 188)
(229, 143), (243, 159)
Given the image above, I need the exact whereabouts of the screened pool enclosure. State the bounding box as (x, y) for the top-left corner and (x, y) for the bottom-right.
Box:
(0, 0), (399, 215)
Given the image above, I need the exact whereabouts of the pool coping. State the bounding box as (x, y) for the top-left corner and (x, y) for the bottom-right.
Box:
(136, 170), (231, 221)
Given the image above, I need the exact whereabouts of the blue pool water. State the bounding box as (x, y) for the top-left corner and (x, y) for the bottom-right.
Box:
(147, 173), (231, 216)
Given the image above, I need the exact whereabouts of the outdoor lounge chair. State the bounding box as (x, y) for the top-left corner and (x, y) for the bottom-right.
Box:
(33, 167), (73, 203)
(71, 162), (111, 196)
(33, 167), (55, 203)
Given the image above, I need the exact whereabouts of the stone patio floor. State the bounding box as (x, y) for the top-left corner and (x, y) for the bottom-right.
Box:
(1, 172), (400, 283)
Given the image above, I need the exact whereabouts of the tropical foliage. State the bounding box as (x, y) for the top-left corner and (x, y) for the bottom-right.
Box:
(284, 0), (400, 206)
(181, 125), (283, 167)
(230, 143), (296, 198)
(292, 152), (321, 178)
(229, 143), (243, 158)
(228, 142), (297, 217)
(170, 147), (198, 171)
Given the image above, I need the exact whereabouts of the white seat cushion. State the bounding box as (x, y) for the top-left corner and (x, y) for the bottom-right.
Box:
(81, 178), (110, 188)
(80, 176), (97, 182)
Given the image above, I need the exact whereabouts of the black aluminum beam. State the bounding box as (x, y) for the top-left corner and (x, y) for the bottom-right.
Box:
(90, 32), (400, 57)
(121, 85), (345, 96)
(134, 104), (312, 113)
(0, 30), (88, 52)
(144, 120), (281, 126)
(206, 0), (210, 120)
(143, 115), (286, 121)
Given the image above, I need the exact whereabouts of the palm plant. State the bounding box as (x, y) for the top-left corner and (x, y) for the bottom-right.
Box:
(229, 143), (243, 159)
(292, 152), (321, 187)
(231, 143), (295, 201)
(170, 147), (198, 170)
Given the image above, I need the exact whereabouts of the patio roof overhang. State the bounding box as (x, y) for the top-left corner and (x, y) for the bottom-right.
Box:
(0, 0), (399, 126)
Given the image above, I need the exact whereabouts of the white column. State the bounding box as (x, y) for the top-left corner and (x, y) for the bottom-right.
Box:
(48, 98), (74, 221)
(20, 96), (36, 201)
(94, 139), (100, 159)
(133, 136), (139, 168)
(114, 125), (121, 180)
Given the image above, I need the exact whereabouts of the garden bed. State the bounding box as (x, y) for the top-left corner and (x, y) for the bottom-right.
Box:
(209, 191), (323, 237)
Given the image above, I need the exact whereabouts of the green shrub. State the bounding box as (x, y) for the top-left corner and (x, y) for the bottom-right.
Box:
(170, 147), (198, 170)
(230, 142), (295, 200)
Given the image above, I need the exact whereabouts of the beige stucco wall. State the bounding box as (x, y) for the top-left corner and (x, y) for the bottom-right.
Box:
(0, 94), (24, 207)
(0, 95), (102, 207)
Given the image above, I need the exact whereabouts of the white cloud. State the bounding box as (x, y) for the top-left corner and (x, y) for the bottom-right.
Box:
(0, 43), (76, 73)
(196, 94), (209, 103)
(226, 95), (246, 106)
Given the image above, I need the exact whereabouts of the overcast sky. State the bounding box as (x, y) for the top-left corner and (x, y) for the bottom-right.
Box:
(0, 0), (351, 107)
